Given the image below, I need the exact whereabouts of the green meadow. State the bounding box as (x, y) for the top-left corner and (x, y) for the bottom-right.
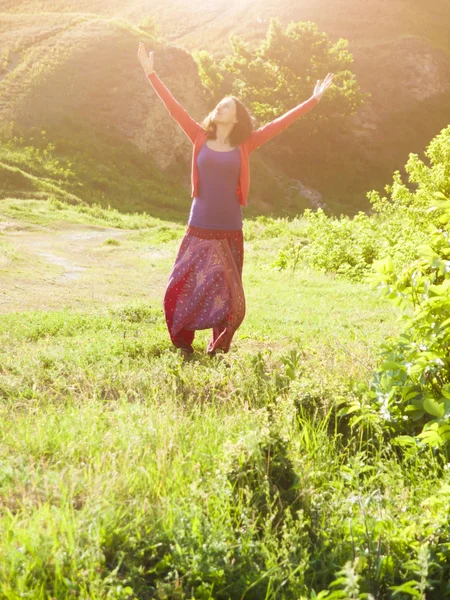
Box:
(1, 192), (449, 599)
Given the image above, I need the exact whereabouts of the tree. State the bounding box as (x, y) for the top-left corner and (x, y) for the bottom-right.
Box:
(195, 16), (367, 134)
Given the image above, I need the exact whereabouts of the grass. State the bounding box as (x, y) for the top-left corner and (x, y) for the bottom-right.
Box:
(0, 120), (316, 223)
(1, 198), (449, 598)
(0, 196), (185, 231)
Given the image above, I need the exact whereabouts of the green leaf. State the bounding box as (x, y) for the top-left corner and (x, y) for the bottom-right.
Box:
(393, 435), (417, 447)
(380, 360), (406, 372)
(433, 191), (449, 200)
(315, 592), (332, 599)
(373, 256), (393, 273)
(390, 581), (420, 596)
(417, 423), (444, 447)
(417, 244), (439, 259)
(423, 395), (445, 418)
(337, 404), (360, 417)
(438, 424), (450, 442)
(402, 389), (421, 402)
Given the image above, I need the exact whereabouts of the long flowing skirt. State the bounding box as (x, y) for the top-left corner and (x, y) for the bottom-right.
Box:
(163, 225), (246, 354)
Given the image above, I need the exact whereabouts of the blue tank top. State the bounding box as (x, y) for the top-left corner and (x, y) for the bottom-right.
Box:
(188, 141), (242, 230)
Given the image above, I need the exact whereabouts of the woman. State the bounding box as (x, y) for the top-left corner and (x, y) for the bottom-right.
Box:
(137, 42), (334, 359)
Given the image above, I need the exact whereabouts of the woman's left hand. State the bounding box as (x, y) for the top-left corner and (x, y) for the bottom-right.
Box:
(314, 73), (334, 102)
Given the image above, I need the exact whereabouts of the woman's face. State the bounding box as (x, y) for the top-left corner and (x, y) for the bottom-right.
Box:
(212, 97), (237, 126)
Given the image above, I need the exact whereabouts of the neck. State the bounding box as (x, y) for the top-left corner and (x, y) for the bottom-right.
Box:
(215, 122), (235, 144)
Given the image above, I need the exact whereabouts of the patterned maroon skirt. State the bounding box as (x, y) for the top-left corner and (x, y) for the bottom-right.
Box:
(163, 225), (246, 354)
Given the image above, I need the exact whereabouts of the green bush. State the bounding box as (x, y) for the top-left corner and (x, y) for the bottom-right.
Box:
(364, 191), (450, 450)
(273, 125), (450, 283)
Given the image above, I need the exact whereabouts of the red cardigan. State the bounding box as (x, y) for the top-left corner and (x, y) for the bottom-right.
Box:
(147, 71), (319, 207)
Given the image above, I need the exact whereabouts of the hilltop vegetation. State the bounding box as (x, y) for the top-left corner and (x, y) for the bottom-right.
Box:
(1, 1), (450, 215)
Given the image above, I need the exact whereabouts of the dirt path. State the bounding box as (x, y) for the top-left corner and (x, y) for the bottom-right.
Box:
(0, 217), (170, 313)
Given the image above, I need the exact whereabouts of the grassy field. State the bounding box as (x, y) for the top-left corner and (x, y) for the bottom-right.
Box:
(1, 198), (449, 598)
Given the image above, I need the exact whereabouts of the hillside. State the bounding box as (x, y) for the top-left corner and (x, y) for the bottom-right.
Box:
(0, 12), (317, 219)
(1, 0), (450, 217)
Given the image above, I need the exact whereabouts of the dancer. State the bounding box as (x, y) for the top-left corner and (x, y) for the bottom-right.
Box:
(137, 42), (333, 359)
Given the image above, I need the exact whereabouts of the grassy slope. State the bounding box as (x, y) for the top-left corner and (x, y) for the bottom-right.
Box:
(0, 124), (193, 223)
(0, 10), (314, 220)
(0, 199), (449, 596)
(4, 0), (449, 55)
(1, 1), (450, 218)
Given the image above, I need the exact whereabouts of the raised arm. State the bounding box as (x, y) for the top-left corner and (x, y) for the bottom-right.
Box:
(247, 72), (334, 154)
(147, 71), (201, 144)
(138, 42), (200, 144)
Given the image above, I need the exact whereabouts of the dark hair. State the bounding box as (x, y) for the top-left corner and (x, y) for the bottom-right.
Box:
(200, 95), (255, 146)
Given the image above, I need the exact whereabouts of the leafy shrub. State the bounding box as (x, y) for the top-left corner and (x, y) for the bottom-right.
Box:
(272, 208), (380, 281)
(364, 191), (450, 450)
(273, 125), (450, 283)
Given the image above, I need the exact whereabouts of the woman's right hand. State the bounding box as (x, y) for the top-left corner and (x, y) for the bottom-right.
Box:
(138, 42), (154, 76)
